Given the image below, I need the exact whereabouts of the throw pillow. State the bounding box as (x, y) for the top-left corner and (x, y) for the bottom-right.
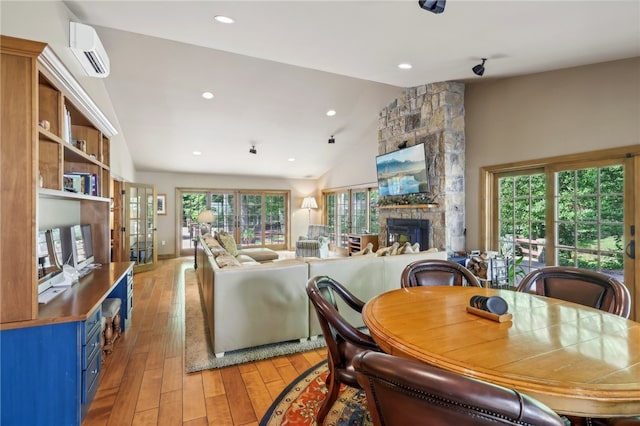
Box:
(352, 242), (374, 256)
(216, 254), (241, 268)
(216, 231), (238, 256)
(376, 245), (393, 256)
(398, 242), (413, 254)
(389, 242), (400, 256)
(209, 246), (229, 258)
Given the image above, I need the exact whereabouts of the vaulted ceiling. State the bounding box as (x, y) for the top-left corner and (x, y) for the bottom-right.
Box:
(64, 1), (640, 179)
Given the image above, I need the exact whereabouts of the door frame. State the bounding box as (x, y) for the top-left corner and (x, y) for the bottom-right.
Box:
(480, 145), (640, 320)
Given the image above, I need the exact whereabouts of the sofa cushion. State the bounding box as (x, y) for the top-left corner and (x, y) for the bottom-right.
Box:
(216, 254), (241, 268)
(216, 231), (238, 256)
(236, 254), (260, 265)
(209, 245), (229, 257)
(236, 247), (279, 262)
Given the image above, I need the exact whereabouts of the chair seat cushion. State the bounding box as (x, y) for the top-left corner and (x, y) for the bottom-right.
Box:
(102, 298), (121, 318)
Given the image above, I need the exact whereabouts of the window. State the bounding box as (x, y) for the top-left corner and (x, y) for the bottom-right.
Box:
(554, 165), (624, 279)
(482, 146), (639, 288)
(496, 171), (546, 277)
(178, 189), (289, 256)
(323, 187), (379, 250)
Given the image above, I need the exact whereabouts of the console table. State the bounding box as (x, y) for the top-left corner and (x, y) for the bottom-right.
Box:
(0, 262), (134, 426)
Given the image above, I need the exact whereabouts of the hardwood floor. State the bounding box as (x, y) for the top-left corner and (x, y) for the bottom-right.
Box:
(83, 258), (327, 426)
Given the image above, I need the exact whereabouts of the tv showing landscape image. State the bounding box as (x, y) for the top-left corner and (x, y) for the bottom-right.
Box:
(376, 143), (428, 196)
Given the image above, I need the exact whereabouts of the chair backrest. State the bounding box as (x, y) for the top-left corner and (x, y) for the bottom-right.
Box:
(401, 259), (482, 288)
(307, 224), (330, 240)
(306, 276), (378, 375)
(353, 351), (565, 426)
(516, 266), (631, 318)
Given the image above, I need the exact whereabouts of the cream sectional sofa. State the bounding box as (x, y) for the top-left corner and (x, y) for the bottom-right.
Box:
(196, 235), (446, 357)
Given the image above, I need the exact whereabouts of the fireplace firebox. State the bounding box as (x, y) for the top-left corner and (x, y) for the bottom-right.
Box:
(386, 218), (430, 250)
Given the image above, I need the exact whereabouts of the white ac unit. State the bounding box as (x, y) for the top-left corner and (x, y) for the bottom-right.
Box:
(69, 22), (110, 78)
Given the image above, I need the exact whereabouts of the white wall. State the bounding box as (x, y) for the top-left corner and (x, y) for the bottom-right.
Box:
(318, 107), (384, 190)
(136, 171), (318, 256)
(464, 57), (640, 249)
(1, 1), (136, 182)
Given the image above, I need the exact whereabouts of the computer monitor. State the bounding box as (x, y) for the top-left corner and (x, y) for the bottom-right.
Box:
(36, 228), (64, 293)
(61, 224), (94, 271)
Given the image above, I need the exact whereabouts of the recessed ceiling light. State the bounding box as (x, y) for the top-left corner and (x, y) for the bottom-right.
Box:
(398, 63), (413, 70)
(202, 92), (214, 100)
(192, 151), (202, 156)
(288, 157), (295, 162)
(214, 15), (235, 24)
(326, 110), (336, 116)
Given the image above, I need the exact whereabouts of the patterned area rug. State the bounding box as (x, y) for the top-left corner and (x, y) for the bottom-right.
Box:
(183, 266), (326, 372)
(260, 360), (372, 426)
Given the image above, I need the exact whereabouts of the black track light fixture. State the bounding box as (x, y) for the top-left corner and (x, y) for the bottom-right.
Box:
(472, 58), (487, 76)
(328, 135), (335, 144)
(418, 0), (446, 14)
(249, 145), (257, 154)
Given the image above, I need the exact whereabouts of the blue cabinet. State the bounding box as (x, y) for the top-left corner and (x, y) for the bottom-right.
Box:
(0, 262), (133, 426)
(0, 322), (82, 426)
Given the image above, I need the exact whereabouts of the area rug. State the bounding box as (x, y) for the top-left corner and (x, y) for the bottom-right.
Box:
(183, 267), (326, 372)
(260, 360), (372, 426)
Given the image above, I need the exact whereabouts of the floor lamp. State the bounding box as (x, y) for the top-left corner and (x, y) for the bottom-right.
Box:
(197, 209), (215, 235)
(301, 196), (318, 227)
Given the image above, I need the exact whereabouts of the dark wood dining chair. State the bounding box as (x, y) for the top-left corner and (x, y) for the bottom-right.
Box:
(401, 259), (482, 288)
(353, 350), (565, 426)
(306, 275), (381, 425)
(517, 266), (633, 426)
(515, 266), (631, 318)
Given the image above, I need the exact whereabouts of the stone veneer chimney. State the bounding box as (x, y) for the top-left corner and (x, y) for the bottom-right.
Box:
(378, 81), (465, 253)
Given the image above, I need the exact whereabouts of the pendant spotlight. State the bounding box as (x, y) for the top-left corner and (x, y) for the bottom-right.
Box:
(472, 58), (487, 76)
(249, 145), (257, 154)
(418, 0), (446, 14)
(328, 135), (335, 144)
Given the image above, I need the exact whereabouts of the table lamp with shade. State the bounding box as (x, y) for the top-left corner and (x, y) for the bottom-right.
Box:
(301, 196), (318, 226)
(197, 209), (215, 235)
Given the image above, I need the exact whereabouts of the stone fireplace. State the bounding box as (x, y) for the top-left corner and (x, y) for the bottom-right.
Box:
(377, 81), (465, 252)
(386, 218), (430, 250)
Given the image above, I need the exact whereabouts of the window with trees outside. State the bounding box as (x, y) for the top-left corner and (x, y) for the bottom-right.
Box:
(482, 147), (638, 290)
(324, 187), (379, 251)
(178, 189), (288, 256)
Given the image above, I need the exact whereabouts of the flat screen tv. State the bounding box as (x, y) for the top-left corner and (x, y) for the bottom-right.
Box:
(376, 143), (429, 196)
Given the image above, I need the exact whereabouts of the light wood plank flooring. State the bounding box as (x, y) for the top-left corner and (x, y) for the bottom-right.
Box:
(83, 257), (327, 426)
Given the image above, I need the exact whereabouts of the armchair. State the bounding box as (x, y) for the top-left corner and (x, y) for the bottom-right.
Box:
(295, 224), (330, 258)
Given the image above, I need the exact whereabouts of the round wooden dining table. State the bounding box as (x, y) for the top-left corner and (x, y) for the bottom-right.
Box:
(362, 286), (640, 418)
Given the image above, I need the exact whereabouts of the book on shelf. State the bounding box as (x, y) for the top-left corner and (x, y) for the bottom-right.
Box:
(63, 173), (98, 196)
(62, 106), (73, 143)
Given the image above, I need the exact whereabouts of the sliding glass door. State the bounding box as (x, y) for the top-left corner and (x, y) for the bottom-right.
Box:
(178, 189), (288, 254)
(238, 192), (287, 249)
(552, 162), (625, 282)
(486, 149), (637, 292)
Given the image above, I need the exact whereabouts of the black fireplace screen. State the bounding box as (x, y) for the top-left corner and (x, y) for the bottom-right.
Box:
(386, 218), (430, 250)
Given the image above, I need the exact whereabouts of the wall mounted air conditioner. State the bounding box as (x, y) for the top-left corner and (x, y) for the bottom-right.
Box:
(69, 22), (110, 78)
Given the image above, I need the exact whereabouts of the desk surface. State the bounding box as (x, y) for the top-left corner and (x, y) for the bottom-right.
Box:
(0, 262), (134, 330)
(363, 286), (640, 417)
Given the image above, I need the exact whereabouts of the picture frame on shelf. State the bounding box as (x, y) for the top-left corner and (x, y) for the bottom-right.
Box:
(157, 194), (167, 215)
